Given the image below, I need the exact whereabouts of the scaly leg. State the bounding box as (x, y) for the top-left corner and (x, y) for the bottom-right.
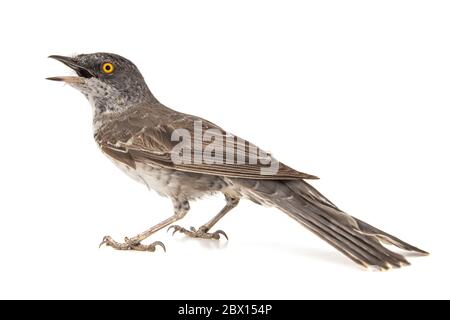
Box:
(100, 199), (190, 251)
(169, 195), (239, 240)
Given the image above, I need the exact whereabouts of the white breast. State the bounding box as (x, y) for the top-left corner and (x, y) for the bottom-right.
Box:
(104, 154), (229, 201)
(106, 156), (171, 196)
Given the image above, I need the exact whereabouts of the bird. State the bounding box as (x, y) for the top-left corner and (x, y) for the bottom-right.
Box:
(47, 52), (427, 270)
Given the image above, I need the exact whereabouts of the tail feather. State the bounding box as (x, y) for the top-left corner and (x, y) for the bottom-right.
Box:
(352, 217), (429, 255)
(277, 196), (406, 269)
(235, 179), (427, 270)
(285, 180), (428, 255)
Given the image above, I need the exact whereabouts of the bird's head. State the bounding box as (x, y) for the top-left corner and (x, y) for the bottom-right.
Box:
(48, 53), (155, 115)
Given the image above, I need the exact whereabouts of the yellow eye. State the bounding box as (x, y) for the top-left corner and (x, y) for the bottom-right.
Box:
(102, 62), (114, 74)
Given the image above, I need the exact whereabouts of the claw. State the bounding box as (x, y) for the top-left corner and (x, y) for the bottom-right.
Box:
(99, 236), (111, 248)
(214, 230), (229, 240)
(152, 241), (166, 252)
(168, 225), (182, 236)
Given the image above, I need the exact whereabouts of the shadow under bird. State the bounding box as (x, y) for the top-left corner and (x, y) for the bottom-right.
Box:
(48, 52), (428, 270)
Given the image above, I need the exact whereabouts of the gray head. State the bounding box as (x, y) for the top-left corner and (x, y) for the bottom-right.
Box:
(48, 53), (156, 117)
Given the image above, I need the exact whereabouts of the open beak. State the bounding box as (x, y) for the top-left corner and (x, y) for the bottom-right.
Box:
(47, 55), (94, 83)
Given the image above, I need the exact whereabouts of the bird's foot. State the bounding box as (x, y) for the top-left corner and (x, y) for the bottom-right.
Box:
(99, 236), (166, 252)
(168, 225), (228, 240)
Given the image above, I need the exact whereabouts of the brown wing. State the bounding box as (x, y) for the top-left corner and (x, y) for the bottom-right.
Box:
(95, 104), (318, 180)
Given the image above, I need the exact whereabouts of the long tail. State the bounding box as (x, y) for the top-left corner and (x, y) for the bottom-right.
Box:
(235, 179), (428, 270)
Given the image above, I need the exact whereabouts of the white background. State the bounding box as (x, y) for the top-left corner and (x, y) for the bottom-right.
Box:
(0, 0), (449, 299)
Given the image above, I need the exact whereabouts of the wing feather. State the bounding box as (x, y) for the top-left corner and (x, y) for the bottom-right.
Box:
(95, 104), (318, 180)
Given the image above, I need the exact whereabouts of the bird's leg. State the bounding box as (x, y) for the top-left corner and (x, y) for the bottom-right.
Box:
(169, 195), (239, 240)
(100, 199), (190, 252)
